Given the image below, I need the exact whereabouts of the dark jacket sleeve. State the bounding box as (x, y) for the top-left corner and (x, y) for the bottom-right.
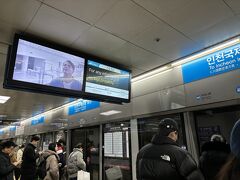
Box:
(0, 156), (15, 176)
(178, 153), (205, 180)
(24, 146), (37, 162)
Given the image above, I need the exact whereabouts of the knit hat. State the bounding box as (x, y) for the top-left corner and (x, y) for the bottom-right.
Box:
(230, 119), (240, 158)
(158, 118), (179, 136)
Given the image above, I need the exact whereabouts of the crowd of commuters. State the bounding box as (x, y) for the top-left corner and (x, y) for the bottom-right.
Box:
(136, 118), (240, 180)
(0, 118), (240, 180)
(137, 118), (204, 180)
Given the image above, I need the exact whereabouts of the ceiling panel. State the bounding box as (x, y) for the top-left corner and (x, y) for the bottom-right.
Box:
(141, 0), (234, 37)
(109, 42), (169, 71)
(43, 0), (118, 25)
(225, 0), (240, 14)
(130, 67), (145, 77)
(0, 21), (18, 45)
(0, 44), (8, 55)
(133, 0), (192, 18)
(95, 0), (158, 40)
(0, 0), (41, 29)
(190, 16), (240, 47)
(130, 21), (201, 60)
(27, 5), (92, 45)
(71, 27), (126, 58)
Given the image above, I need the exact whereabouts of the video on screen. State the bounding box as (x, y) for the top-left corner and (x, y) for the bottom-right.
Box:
(12, 39), (85, 91)
(85, 60), (130, 100)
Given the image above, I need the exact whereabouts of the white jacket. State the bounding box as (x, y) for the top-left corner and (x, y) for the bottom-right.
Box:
(17, 148), (24, 162)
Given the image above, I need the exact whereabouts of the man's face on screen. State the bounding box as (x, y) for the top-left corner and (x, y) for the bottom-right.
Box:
(63, 61), (74, 75)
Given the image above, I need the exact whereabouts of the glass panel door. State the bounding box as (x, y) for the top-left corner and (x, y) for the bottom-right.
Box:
(138, 114), (186, 149)
(71, 127), (100, 180)
(103, 121), (132, 180)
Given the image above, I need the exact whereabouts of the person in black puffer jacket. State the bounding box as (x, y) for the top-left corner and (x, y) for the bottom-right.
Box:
(0, 141), (21, 180)
(21, 135), (40, 180)
(199, 134), (230, 180)
(136, 118), (204, 180)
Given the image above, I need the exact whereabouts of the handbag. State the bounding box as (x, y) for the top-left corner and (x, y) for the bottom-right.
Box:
(77, 170), (90, 180)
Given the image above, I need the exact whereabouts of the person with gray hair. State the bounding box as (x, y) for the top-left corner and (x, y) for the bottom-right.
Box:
(200, 134), (230, 180)
(67, 143), (86, 180)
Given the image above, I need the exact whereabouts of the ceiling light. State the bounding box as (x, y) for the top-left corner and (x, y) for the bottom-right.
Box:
(0, 96), (10, 104)
(100, 110), (122, 116)
(172, 38), (240, 67)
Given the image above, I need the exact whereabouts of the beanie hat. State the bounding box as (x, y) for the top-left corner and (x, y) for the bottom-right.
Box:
(158, 118), (179, 136)
(230, 119), (240, 158)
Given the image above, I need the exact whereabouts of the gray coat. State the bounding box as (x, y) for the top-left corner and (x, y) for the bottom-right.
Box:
(67, 148), (86, 178)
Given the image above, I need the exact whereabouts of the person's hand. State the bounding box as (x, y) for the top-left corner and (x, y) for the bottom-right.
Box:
(13, 160), (22, 166)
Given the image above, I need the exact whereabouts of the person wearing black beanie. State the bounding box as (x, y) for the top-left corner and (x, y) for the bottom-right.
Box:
(217, 119), (240, 180)
(136, 118), (204, 180)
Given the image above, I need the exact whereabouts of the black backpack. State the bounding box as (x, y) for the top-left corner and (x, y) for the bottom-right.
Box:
(37, 155), (51, 179)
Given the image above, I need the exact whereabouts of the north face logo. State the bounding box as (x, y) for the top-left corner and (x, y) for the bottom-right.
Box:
(160, 155), (171, 161)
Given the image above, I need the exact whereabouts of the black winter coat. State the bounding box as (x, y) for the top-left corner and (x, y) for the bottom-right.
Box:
(21, 143), (39, 180)
(0, 151), (15, 180)
(136, 134), (204, 180)
(199, 141), (230, 180)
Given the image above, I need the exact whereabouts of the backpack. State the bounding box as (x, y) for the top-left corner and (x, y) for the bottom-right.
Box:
(37, 155), (51, 179)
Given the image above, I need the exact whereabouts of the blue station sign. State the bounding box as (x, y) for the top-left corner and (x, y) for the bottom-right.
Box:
(31, 116), (45, 126)
(182, 43), (240, 83)
(68, 100), (100, 116)
(10, 126), (16, 131)
(0, 130), (4, 135)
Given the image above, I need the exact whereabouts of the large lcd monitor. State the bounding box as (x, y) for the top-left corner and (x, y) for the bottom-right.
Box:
(4, 34), (86, 98)
(4, 33), (131, 103)
(85, 60), (131, 102)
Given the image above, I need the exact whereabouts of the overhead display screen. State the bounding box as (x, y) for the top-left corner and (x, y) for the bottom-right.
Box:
(12, 39), (85, 91)
(4, 33), (131, 103)
(85, 60), (131, 101)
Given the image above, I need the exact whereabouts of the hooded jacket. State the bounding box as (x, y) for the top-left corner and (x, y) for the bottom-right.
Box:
(67, 148), (86, 178)
(0, 151), (16, 180)
(42, 149), (60, 180)
(136, 134), (204, 180)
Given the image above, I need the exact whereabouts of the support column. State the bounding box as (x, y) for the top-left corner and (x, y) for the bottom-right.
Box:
(183, 112), (199, 163)
(130, 119), (139, 180)
(99, 124), (103, 180)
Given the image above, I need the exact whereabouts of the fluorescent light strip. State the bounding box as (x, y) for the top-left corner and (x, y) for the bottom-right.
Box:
(0, 96), (10, 104)
(100, 110), (121, 116)
(172, 38), (240, 66)
(0, 100), (7, 104)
